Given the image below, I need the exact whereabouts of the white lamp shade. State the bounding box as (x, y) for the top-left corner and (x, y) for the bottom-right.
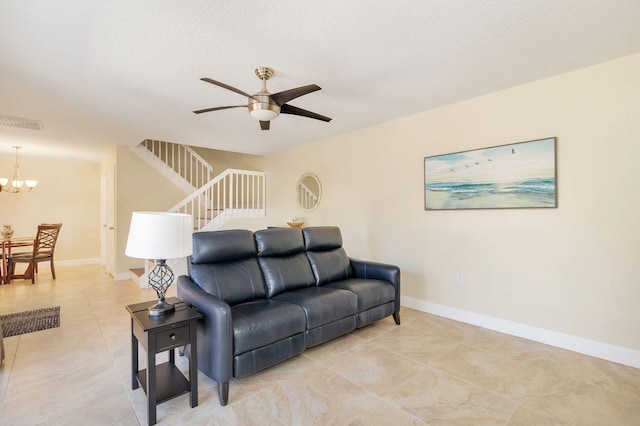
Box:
(125, 212), (193, 259)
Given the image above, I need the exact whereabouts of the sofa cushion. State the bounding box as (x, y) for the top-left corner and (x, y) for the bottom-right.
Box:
(302, 226), (342, 251)
(273, 287), (357, 329)
(191, 230), (256, 264)
(231, 299), (306, 355)
(259, 254), (316, 297)
(324, 278), (395, 311)
(189, 230), (267, 305)
(255, 228), (305, 257)
(306, 248), (352, 285)
(190, 259), (267, 305)
(255, 228), (316, 297)
(302, 227), (352, 285)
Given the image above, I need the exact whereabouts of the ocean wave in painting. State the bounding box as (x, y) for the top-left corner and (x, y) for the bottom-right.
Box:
(426, 178), (555, 197)
(424, 138), (557, 209)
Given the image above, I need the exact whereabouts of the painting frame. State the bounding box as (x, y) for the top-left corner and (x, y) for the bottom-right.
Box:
(424, 137), (557, 210)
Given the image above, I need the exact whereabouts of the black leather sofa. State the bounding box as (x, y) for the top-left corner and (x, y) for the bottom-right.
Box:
(177, 226), (401, 405)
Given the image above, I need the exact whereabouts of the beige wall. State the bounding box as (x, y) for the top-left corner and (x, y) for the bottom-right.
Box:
(111, 146), (267, 275)
(113, 146), (189, 274)
(191, 146), (264, 175)
(262, 53), (640, 352)
(0, 155), (100, 262)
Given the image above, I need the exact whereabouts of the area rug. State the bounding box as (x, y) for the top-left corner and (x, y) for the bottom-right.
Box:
(0, 306), (60, 337)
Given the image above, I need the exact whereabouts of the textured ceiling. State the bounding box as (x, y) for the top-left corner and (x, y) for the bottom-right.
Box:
(1, 1), (639, 161)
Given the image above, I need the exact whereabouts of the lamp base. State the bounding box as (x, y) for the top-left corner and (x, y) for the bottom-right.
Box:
(147, 299), (175, 316)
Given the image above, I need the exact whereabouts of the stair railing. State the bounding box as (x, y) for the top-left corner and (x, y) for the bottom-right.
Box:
(168, 169), (266, 231)
(138, 139), (213, 191)
(297, 181), (318, 210)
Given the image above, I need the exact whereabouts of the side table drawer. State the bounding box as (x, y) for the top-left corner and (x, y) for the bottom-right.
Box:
(156, 325), (190, 352)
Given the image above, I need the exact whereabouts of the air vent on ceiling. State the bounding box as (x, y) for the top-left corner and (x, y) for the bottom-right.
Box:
(0, 115), (44, 130)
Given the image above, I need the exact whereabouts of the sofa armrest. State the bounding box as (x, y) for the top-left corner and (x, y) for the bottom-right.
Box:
(350, 258), (401, 324)
(350, 258), (400, 286)
(177, 275), (233, 387)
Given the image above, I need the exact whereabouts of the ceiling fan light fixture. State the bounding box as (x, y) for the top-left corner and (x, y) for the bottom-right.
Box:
(249, 108), (279, 121)
(248, 95), (280, 121)
(195, 66), (331, 130)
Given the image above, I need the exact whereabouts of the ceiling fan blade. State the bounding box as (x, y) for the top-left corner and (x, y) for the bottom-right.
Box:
(260, 120), (270, 131)
(200, 78), (257, 100)
(271, 84), (321, 106)
(280, 104), (332, 122)
(193, 105), (246, 114)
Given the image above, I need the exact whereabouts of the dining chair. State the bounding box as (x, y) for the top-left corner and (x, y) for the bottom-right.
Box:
(7, 223), (62, 284)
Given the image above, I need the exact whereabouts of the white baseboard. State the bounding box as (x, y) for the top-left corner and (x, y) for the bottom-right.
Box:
(25, 258), (100, 270)
(401, 296), (640, 369)
(50, 258), (131, 282)
(113, 272), (132, 281)
(55, 258), (100, 267)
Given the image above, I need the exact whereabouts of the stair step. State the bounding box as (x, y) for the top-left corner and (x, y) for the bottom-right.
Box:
(130, 268), (145, 286)
(195, 217), (217, 222)
(130, 268), (145, 277)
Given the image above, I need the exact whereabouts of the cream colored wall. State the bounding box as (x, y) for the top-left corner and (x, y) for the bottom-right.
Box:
(114, 146), (189, 274)
(0, 155), (100, 262)
(190, 146), (264, 174)
(263, 53), (640, 351)
(111, 146), (267, 274)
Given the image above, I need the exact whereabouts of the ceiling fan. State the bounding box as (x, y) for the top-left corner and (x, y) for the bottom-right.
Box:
(193, 66), (332, 130)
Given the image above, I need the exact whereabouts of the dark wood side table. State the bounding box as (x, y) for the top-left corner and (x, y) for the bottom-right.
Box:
(126, 297), (203, 426)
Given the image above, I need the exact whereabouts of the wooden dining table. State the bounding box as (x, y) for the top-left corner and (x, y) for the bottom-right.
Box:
(1, 236), (35, 284)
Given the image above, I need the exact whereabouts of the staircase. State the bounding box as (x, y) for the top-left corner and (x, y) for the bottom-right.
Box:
(130, 139), (265, 230)
(130, 139), (213, 194)
(168, 168), (265, 231)
(129, 140), (266, 286)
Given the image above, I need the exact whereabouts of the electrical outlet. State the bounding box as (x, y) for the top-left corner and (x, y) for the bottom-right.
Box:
(456, 272), (464, 284)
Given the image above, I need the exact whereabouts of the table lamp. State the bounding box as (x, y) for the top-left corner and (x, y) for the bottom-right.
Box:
(125, 211), (193, 316)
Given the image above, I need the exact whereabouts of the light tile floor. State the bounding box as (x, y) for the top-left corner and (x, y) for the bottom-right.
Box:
(0, 265), (639, 425)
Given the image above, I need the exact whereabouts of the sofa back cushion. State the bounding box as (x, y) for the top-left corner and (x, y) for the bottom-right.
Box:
(189, 230), (267, 305)
(255, 228), (316, 297)
(303, 227), (352, 285)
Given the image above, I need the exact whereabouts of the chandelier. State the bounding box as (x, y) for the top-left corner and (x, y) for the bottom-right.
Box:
(0, 146), (38, 193)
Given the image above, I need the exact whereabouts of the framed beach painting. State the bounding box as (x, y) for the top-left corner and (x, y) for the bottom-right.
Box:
(424, 137), (557, 210)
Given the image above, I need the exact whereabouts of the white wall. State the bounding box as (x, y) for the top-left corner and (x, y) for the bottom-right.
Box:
(262, 54), (640, 359)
